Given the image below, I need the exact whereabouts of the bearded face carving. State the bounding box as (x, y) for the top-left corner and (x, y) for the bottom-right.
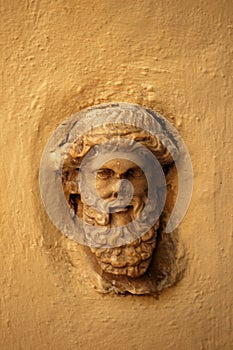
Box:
(61, 115), (182, 293)
(81, 157), (157, 278)
(41, 103), (191, 295)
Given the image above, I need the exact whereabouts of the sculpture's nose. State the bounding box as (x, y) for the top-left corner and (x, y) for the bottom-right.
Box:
(111, 179), (134, 205)
(115, 172), (124, 179)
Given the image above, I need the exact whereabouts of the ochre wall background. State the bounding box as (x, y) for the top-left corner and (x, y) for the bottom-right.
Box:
(1, 1), (232, 349)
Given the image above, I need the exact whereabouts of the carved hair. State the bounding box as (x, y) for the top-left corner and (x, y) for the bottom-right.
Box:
(62, 123), (177, 203)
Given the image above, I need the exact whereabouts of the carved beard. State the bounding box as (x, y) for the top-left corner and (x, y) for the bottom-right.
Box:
(80, 196), (160, 278)
(90, 226), (158, 278)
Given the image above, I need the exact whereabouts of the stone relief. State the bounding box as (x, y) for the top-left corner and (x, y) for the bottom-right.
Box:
(40, 103), (193, 295)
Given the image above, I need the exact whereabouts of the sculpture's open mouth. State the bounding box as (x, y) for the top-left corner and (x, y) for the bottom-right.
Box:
(90, 226), (158, 278)
(109, 205), (133, 213)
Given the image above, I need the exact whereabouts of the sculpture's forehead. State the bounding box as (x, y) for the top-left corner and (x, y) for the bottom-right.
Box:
(85, 155), (141, 171)
(99, 158), (140, 173)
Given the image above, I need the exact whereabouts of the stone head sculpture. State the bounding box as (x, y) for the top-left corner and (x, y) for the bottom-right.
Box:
(40, 103), (193, 295)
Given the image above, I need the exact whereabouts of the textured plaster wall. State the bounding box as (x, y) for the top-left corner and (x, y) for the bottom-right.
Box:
(0, 0), (233, 349)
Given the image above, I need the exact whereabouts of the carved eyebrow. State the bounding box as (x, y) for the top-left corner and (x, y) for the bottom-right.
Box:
(126, 167), (144, 177)
(97, 167), (113, 171)
(95, 168), (115, 179)
(128, 166), (141, 170)
(96, 168), (114, 173)
(91, 167), (114, 173)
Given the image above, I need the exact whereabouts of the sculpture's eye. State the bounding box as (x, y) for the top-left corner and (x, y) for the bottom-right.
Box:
(126, 167), (144, 179)
(96, 168), (115, 179)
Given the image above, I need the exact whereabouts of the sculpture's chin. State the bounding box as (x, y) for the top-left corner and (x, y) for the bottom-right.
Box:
(90, 227), (157, 278)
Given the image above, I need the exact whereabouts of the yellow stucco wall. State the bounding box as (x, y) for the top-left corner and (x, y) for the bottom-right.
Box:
(1, 1), (233, 349)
